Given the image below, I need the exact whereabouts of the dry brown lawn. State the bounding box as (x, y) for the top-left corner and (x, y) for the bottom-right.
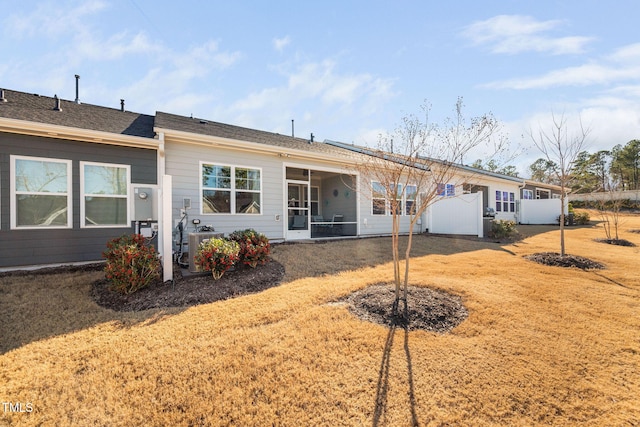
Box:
(1, 212), (639, 426)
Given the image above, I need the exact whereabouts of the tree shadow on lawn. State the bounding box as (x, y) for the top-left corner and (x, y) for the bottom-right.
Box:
(271, 227), (558, 283)
(0, 261), (287, 355)
(0, 265), (189, 355)
(372, 310), (420, 427)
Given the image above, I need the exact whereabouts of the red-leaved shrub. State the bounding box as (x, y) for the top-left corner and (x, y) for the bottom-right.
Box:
(103, 234), (161, 294)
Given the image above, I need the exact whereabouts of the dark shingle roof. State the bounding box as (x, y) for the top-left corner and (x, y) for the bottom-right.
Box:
(154, 111), (358, 158)
(0, 89), (155, 138)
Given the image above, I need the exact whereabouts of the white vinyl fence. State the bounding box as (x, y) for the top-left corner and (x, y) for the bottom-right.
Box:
(427, 192), (483, 237)
(568, 190), (640, 203)
(519, 199), (566, 224)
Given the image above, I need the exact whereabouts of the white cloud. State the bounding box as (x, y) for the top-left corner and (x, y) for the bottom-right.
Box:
(273, 36), (291, 52)
(608, 42), (640, 64)
(226, 59), (396, 139)
(4, 0), (107, 39)
(483, 62), (640, 90)
(505, 93), (640, 177)
(76, 31), (163, 61)
(462, 15), (594, 55)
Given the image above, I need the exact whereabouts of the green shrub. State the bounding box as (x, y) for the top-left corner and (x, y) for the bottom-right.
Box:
(103, 234), (161, 295)
(491, 220), (517, 239)
(573, 211), (590, 225)
(228, 228), (271, 268)
(193, 238), (240, 280)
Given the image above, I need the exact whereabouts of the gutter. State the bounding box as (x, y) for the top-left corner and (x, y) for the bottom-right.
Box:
(154, 126), (360, 167)
(0, 117), (160, 150)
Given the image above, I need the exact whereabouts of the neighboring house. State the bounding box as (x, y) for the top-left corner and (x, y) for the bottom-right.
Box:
(518, 180), (566, 225)
(325, 140), (525, 236)
(521, 180), (563, 200)
(154, 112), (418, 246)
(0, 89), (159, 268)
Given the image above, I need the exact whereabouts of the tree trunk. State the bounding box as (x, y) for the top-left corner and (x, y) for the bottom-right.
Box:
(560, 194), (566, 256)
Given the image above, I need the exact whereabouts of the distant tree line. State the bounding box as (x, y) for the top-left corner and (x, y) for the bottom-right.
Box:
(473, 139), (640, 193)
(470, 159), (519, 177)
(527, 139), (639, 193)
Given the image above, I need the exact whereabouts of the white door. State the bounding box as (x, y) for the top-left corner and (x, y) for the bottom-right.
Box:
(286, 180), (310, 239)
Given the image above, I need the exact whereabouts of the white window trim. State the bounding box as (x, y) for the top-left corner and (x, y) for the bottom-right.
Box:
(371, 181), (387, 215)
(10, 155), (73, 230)
(523, 189), (534, 200)
(536, 188), (551, 199)
(495, 190), (516, 213)
(200, 161), (263, 215)
(371, 181), (418, 216)
(80, 161), (131, 228)
(437, 182), (456, 197)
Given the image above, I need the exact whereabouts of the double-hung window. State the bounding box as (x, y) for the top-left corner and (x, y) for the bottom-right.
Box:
(201, 163), (261, 214)
(405, 185), (417, 215)
(372, 181), (387, 215)
(437, 183), (455, 197)
(496, 190), (515, 213)
(81, 162), (130, 227)
(11, 155), (72, 229)
(372, 181), (418, 216)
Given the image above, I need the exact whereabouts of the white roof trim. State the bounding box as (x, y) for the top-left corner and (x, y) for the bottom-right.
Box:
(0, 117), (160, 149)
(154, 126), (359, 166)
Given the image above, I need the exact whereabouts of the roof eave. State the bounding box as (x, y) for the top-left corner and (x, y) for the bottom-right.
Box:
(154, 126), (359, 166)
(0, 117), (159, 149)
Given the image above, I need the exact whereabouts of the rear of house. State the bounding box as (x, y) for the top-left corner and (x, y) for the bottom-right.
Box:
(0, 86), (566, 271)
(0, 90), (159, 268)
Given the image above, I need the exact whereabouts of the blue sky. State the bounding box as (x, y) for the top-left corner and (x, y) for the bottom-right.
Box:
(2, 0), (640, 176)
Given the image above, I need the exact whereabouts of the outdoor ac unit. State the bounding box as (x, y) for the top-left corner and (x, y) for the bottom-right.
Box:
(188, 232), (223, 273)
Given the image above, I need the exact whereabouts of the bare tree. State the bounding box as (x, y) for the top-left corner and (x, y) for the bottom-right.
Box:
(595, 180), (625, 243)
(529, 112), (590, 256)
(354, 98), (506, 316)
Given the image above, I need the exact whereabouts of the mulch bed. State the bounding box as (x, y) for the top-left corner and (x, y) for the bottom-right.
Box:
(341, 283), (469, 333)
(594, 238), (636, 247)
(92, 260), (285, 312)
(524, 252), (605, 270)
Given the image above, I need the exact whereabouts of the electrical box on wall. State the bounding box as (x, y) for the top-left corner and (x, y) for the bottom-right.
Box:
(134, 186), (154, 221)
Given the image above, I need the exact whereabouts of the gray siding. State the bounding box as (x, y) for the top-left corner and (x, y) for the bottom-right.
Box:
(165, 141), (289, 240)
(0, 132), (157, 267)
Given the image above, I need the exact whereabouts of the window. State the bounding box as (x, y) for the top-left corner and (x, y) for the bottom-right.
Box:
(371, 181), (417, 216)
(536, 188), (550, 199)
(372, 181), (387, 215)
(496, 190), (515, 213)
(405, 185), (417, 215)
(437, 183), (455, 197)
(201, 163), (261, 214)
(390, 183), (403, 214)
(11, 155), (72, 229)
(523, 189), (533, 200)
(81, 162), (130, 227)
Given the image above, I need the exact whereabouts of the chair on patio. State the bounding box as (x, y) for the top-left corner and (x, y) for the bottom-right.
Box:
(327, 214), (343, 236)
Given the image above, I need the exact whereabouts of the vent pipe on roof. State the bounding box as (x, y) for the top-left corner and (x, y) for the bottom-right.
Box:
(74, 74), (81, 104)
(120, 99), (125, 112)
(53, 95), (62, 111)
(291, 119), (294, 137)
(0, 89), (6, 102)
(309, 133), (314, 144)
